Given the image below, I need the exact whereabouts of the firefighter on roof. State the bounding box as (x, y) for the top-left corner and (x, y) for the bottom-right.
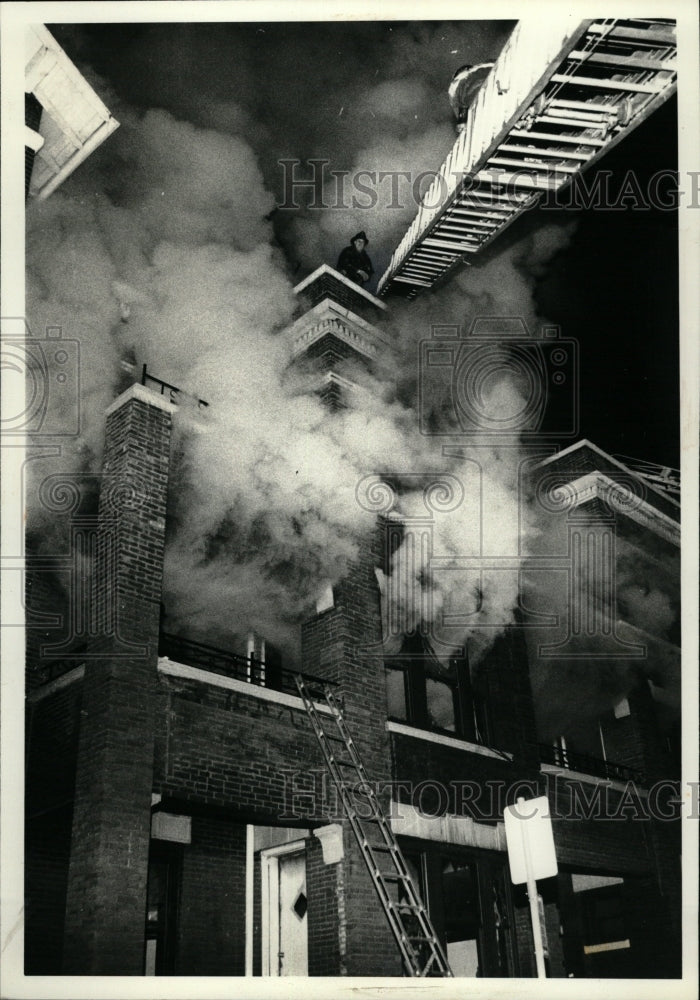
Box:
(337, 231), (374, 287)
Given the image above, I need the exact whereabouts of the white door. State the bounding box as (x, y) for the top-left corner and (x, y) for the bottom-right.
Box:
(278, 851), (308, 975)
(262, 844), (308, 976)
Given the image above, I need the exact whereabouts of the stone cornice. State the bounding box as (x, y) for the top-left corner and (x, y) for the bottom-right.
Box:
(564, 472), (680, 546)
(288, 299), (390, 361)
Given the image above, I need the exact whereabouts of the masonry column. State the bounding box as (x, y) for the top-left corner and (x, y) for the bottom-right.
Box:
(302, 523), (402, 976)
(62, 384), (175, 974)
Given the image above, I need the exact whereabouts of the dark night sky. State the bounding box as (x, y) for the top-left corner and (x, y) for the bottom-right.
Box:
(48, 20), (680, 469)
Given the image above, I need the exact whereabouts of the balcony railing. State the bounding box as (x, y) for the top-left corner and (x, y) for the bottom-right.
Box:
(158, 631), (334, 699)
(538, 742), (645, 785)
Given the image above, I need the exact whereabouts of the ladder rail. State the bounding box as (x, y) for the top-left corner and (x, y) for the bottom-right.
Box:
(296, 676), (453, 977)
(295, 682), (424, 974)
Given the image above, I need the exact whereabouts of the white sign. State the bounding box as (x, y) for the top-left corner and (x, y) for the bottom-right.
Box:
(504, 796), (557, 885)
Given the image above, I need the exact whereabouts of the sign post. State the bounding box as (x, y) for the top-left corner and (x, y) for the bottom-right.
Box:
(504, 795), (557, 979)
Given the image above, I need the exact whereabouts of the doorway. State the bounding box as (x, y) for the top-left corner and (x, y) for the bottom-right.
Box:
(261, 841), (308, 976)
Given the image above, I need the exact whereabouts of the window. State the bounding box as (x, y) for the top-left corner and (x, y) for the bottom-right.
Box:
(440, 857), (481, 975)
(579, 883), (627, 948)
(385, 634), (490, 743)
(395, 842), (517, 978)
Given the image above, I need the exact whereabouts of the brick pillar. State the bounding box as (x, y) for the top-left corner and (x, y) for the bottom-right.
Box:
(62, 385), (175, 974)
(478, 622), (540, 771)
(302, 524), (402, 976)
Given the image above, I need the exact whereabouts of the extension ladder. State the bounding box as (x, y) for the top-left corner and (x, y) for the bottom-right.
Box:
(295, 675), (453, 977)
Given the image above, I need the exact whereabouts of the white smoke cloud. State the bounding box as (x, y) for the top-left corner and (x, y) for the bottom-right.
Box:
(29, 22), (680, 739)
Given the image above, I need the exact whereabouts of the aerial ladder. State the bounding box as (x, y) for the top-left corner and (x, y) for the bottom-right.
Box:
(378, 17), (677, 299)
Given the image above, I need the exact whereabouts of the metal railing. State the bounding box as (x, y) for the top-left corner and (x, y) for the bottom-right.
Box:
(538, 742), (644, 785)
(158, 631), (334, 698)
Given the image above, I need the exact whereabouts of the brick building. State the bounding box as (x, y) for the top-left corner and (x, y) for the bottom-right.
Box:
(24, 268), (681, 979)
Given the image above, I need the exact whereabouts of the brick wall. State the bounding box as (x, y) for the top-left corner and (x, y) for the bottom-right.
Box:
(306, 834), (341, 975)
(26, 681), (82, 818)
(253, 851), (262, 975)
(24, 552), (70, 691)
(62, 386), (173, 974)
(390, 731), (523, 819)
(153, 676), (334, 824)
(546, 773), (651, 873)
(175, 816), (246, 974)
(600, 678), (674, 784)
(477, 625), (540, 768)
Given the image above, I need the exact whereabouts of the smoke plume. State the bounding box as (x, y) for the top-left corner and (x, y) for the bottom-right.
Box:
(25, 21), (679, 747)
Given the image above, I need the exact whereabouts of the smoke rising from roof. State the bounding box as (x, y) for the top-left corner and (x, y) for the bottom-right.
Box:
(26, 23), (679, 734)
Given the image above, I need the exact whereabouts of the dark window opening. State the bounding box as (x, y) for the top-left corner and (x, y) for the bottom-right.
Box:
(580, 884), (627, 947)
(440, 857), (481, 975)
(144, 841), (182, 975)
(396, 841), (517, 978)
(385, 635), (491, 744)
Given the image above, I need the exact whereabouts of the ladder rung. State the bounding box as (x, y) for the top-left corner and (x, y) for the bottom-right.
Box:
(501, 143), (590, 161)
(568, 49), (676, 73)
(551, 72), (662, 95)
(318, 730), (345, 742)
(379, 872), (411, 882)
(510, 129), (605, 146)
(587, 23), (675, 45)
(487, 156), (577, 175)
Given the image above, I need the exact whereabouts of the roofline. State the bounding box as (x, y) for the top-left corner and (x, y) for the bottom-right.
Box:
(538, 439), (680, 511)
(293, 264), (387, 311)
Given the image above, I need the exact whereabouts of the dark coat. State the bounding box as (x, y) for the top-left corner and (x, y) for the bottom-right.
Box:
(337, 244), (374, 286)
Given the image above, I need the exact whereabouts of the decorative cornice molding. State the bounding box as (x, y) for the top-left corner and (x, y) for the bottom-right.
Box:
(565, 472), (679, 546)
(288, 299), (389, 361)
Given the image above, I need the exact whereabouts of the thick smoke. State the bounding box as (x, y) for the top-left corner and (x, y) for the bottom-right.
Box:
(24, 71), (575, 666)
(26, 21), (679, 743)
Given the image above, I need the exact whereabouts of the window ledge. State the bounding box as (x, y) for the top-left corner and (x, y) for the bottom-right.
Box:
(539, 762), (648, 796)
(386, 720), (512, 761)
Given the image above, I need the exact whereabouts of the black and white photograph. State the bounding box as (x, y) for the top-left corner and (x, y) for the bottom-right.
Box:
(1, 3), (698, 997)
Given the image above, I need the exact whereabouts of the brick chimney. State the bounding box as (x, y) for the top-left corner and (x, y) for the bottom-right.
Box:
(62, 384), (175, 974)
